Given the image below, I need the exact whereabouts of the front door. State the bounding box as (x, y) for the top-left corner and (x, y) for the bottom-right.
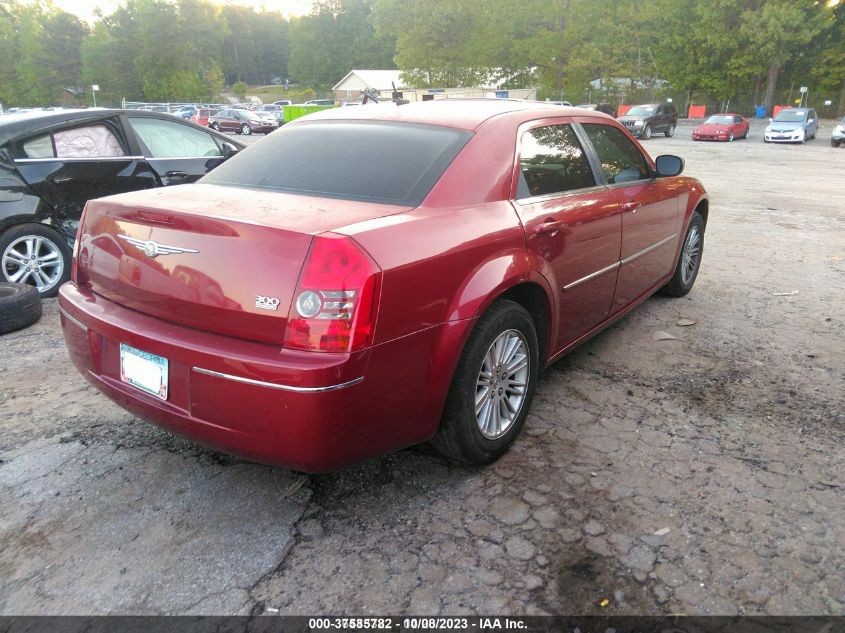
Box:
(511, 120), (622, 352)
(580, 123), (681, 311)
(125, 115), (228, 186)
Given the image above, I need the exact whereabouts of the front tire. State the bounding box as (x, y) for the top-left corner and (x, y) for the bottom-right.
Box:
(241, 124), (252, 135)
(728, 131), (734, 142)
(0, 224), (71, 298)
(641, 124), (653, 140)
(660, 212), (705, 297)
(431, 300), (539, 465)
(833, 140), (842, 148)
(665, 124), (675, 138)
(210, 122), (220, 131)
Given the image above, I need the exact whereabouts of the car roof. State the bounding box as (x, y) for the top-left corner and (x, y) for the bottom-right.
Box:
(0, 108), (244, 149)
(289, 98), (612, 131)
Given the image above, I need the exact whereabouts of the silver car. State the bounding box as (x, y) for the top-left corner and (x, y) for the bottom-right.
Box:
(764, 108), (819, 144)
(831, 116), (845, 148)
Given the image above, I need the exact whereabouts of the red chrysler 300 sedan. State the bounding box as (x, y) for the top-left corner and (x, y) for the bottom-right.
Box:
(59, 100), (708, 472)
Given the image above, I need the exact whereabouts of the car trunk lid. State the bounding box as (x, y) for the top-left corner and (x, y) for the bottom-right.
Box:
(77, 183), (410, 344)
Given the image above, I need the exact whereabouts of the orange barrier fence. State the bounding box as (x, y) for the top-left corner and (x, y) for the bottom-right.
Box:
(617, 104), (632, 117)
(772, 105), (790, 117)
(688, 105), (706, 118)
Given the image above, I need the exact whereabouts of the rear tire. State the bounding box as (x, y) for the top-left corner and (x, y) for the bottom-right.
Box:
(0, 223), (71, 298)
(0, 282), (42, 334)
(210, 122), (220, 131)
(660, 212), (705, 297)
(430, 300), (539, 465)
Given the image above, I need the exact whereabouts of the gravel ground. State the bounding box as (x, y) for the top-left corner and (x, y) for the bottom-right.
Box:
(0, 118), (842, 616)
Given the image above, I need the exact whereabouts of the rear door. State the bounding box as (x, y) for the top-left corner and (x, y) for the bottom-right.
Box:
(124, 114), (233, 186)
(511, 119), (622, 350)
(580, 122), (680, 312)
(12, 117), (157, 229)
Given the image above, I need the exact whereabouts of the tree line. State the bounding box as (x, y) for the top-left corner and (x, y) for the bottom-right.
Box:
(1, 0), (842, 115)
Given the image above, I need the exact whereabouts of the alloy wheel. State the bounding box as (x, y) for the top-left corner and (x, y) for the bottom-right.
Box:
(681, 225), (701, 286)
(475, 329), (530, 440)
(2, 234), (64, 293)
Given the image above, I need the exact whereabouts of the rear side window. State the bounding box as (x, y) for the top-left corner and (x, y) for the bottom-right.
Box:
(582, 124), (651, 184)
(19, 124), (124, 159)
(517, 124), (595, 199)
(202, 121), (472, 206)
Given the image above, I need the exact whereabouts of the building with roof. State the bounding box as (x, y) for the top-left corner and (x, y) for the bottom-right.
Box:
(332, 70), (536, 105)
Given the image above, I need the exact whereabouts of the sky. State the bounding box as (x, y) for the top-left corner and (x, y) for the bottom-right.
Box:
(46, 0), (315, 23)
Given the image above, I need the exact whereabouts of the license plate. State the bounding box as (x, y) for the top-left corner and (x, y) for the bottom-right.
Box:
(120, 343), (169, 400)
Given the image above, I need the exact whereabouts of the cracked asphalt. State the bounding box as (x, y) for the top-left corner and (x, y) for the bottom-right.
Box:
(1, 119), (843, 616)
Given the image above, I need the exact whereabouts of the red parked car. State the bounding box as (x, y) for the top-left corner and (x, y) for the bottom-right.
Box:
(692, 113), (749, 142)
(189, 108), (217, 127)
(59, 100), (708, 472)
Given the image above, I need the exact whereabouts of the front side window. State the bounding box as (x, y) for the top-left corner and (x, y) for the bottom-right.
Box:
(128, 117), (221, 158)
(582, 123), (651, 184)
(517, 124), (595, 199)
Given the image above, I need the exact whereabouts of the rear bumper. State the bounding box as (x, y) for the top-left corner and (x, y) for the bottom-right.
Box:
(59, 283), (462, 472)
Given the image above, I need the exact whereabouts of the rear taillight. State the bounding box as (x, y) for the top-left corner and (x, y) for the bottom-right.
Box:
(283, 234), (381, 353)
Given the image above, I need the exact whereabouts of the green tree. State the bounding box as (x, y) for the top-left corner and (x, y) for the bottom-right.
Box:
(232, 80), (248, 100)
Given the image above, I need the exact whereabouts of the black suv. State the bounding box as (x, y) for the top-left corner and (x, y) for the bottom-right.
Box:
(617, 103), (678, 139)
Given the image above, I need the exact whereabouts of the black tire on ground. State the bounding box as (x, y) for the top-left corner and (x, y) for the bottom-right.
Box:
(642, 124), (653, 140)
(241, 124), (252, 135)
(0, 223), (72, 298)
(0, 282), (42, 334)
(728, 131), (734, 142)
(665, 124), (675, 138)
(742, 127), (749, 139)
(833, 140), (841, 148)
(430, 300), (539, 465)
(210, 122), (220, 131)
(660, 211), (705, 298)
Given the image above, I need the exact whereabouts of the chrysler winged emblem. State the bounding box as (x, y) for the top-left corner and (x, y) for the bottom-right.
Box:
(118, 235), (199, 258)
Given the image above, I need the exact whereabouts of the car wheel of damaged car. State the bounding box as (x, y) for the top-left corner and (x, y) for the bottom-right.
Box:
(661, 211), (705, 297)
(0, 224), (71, 298)
(431, 300), (539, 465)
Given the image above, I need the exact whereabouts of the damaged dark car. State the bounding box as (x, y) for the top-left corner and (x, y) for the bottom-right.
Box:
(0, 109), (244, 296)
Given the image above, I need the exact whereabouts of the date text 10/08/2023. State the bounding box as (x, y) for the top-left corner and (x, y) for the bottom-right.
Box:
(307, 617), (528, 630)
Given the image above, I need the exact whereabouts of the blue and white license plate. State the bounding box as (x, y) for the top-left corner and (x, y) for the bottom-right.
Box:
(120, 343), (169, 400)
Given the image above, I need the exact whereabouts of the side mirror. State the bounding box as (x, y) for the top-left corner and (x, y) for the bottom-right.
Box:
(655, 155), (684, 177)
(221, 143), (238, 159)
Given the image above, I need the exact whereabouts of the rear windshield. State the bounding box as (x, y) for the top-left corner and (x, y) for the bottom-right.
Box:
(201, 120), (472, 206)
